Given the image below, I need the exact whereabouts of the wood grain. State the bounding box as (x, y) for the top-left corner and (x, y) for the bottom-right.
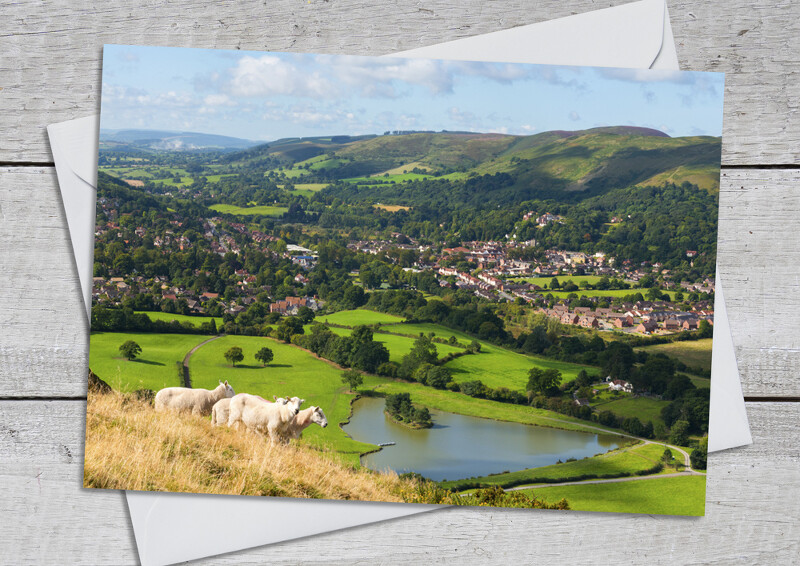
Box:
(0, 0), (798, 164)
(3, 166), (798, 397)
(1, 400), (797, 564)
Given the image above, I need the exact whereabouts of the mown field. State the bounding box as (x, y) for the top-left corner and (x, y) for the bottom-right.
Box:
(591, 395), (669, 426)
(316, 309), (405, 326)
(323, 326), (464, 365)
(89, 332), (208, 392)
(508, 275), (608, 287)
(187, 335), (375, 464)
(521, 474), (706, 516)
(385, 321), (594, 389)
(441, 441), (666, 490)
(635, 338), (713, 372)
(208, 203), (288, 216)
(134, 311), (222, 328)
(316, 312), (593, 391)
(544, 288), (678, 300)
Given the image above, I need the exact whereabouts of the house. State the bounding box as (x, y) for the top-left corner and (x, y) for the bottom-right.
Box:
(682, 318), (699, 330)
(578, 316), (599, 328)
(635, 320), (658, 334)
(608, 379), (634, 393)
(664, 317), (682, 331)
(609, 314), (633, 328)
(561, 312), (580, 325)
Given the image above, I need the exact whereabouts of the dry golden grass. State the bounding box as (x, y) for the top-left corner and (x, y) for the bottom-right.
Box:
(83, 392), (409, 501)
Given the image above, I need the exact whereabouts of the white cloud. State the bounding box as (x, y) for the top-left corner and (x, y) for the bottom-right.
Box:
(203, 94), (236, 106)
(228, 55), (333, 99)
(569, 111), (580, 121)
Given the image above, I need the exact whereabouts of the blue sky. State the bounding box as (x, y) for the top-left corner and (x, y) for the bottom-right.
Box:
(101, 44), (725, 142)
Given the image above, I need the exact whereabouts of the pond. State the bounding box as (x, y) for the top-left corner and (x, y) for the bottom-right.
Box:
(344, 396), (623, 482)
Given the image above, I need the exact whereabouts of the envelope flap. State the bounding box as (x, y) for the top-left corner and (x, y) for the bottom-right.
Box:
(48, 115), (99, 186)
(396, 0), (666, 70)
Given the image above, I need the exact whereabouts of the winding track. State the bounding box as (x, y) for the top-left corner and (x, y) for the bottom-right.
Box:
(181, 335), (224, 387)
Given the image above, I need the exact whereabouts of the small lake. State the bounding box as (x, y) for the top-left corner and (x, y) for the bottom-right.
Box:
(344, 396), (622, 482)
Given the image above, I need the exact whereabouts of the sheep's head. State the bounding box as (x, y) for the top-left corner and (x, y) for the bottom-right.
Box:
(285, 396), (304, 417)
(223, 380), (235, 398)
(311, 406), (328, 428)
(273, 395), (288, 405)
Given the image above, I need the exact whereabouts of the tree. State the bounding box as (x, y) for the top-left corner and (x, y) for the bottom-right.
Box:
(341, 368), (363, 392)
(668, 419), (690, 446)
(690, 438), (708, 470)
(119, 340), (142, 361)
(526, 367), (562, 397)
(255, 346), (274, 367)
(224, 346), (244, 367)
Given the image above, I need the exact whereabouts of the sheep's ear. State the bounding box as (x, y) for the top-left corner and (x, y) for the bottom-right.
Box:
(300, 399), (305, 405)
(224, 380), (229, 386)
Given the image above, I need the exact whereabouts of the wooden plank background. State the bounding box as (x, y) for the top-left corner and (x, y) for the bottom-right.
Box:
(1, 0), (798, 563)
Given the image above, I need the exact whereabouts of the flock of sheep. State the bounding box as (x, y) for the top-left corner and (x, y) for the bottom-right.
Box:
(154, 380), (328, 444)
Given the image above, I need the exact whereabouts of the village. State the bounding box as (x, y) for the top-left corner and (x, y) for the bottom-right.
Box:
(92, 199), (714, 338)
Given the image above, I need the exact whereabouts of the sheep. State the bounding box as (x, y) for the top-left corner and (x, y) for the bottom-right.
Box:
(154, 380), (235, 416)
(211, 395), (287, 427)
(226, 393), (304, 443)
(282, 406), (328, 442)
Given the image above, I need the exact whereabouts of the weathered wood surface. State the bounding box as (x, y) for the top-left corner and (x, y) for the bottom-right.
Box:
(1, 400), (797, 564)
(0, 0), (799, 164)
(3, 167), (799, 397)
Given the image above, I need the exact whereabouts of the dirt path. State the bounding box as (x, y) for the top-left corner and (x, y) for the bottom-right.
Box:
(181, 335), (224, 387)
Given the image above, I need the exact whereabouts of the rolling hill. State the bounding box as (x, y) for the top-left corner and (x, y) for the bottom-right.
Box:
(99, 129), (263, 151)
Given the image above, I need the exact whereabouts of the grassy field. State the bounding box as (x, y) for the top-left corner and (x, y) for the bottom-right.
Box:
(316, 309), (405, 327)
(134, 311), (222, 328)
(187, 335), (375, 463)
(521, 474), (706, 516)
(635, 339), (713, 372)
(208, 203), (288, 216)
(544, 288), (677, 300)
(324, 326), (464, 365)
(385, 322), (594, 390)
(441, 441), (665, 490)
(88, 332), (209, 392)
(508, 275), (609, 287)
(591, 395), (669, 426)
(84, 391), (411, 500)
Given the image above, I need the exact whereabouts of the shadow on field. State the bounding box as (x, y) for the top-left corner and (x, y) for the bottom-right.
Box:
(233, 363), (293, 370)
(131, 359), (164, 366)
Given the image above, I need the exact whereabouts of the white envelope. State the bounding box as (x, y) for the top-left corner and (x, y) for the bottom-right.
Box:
(48, 1), (750, 564)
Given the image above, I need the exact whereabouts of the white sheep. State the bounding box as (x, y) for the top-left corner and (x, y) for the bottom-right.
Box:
(211, 395), (287, 427)
(154, 380), (235, 416)
(282, 406), (328, 442)
(226, 393), (304, 443)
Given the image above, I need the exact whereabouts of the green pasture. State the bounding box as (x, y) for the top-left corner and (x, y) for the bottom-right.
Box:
(134, 311), (222, 328)
(522, 474), (706, 516)
(442, 441), (666, 490)
(324, 326), (463, 365)
(316, 309), (405, 327)
(89, 332), (209, 392)
(208, 203), (288, 217)
(384, 322), (594, 390)
(635, 338), (713, 372)
(591, 395), (669, 426)
(188, 335), (376, 463)
(153, 177), (192, 187)
(543, 289), (677, 300)
(508, 275), (608, 287)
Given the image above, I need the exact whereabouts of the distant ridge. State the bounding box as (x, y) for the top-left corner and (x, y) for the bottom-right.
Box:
(99, 129), (263, 151)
